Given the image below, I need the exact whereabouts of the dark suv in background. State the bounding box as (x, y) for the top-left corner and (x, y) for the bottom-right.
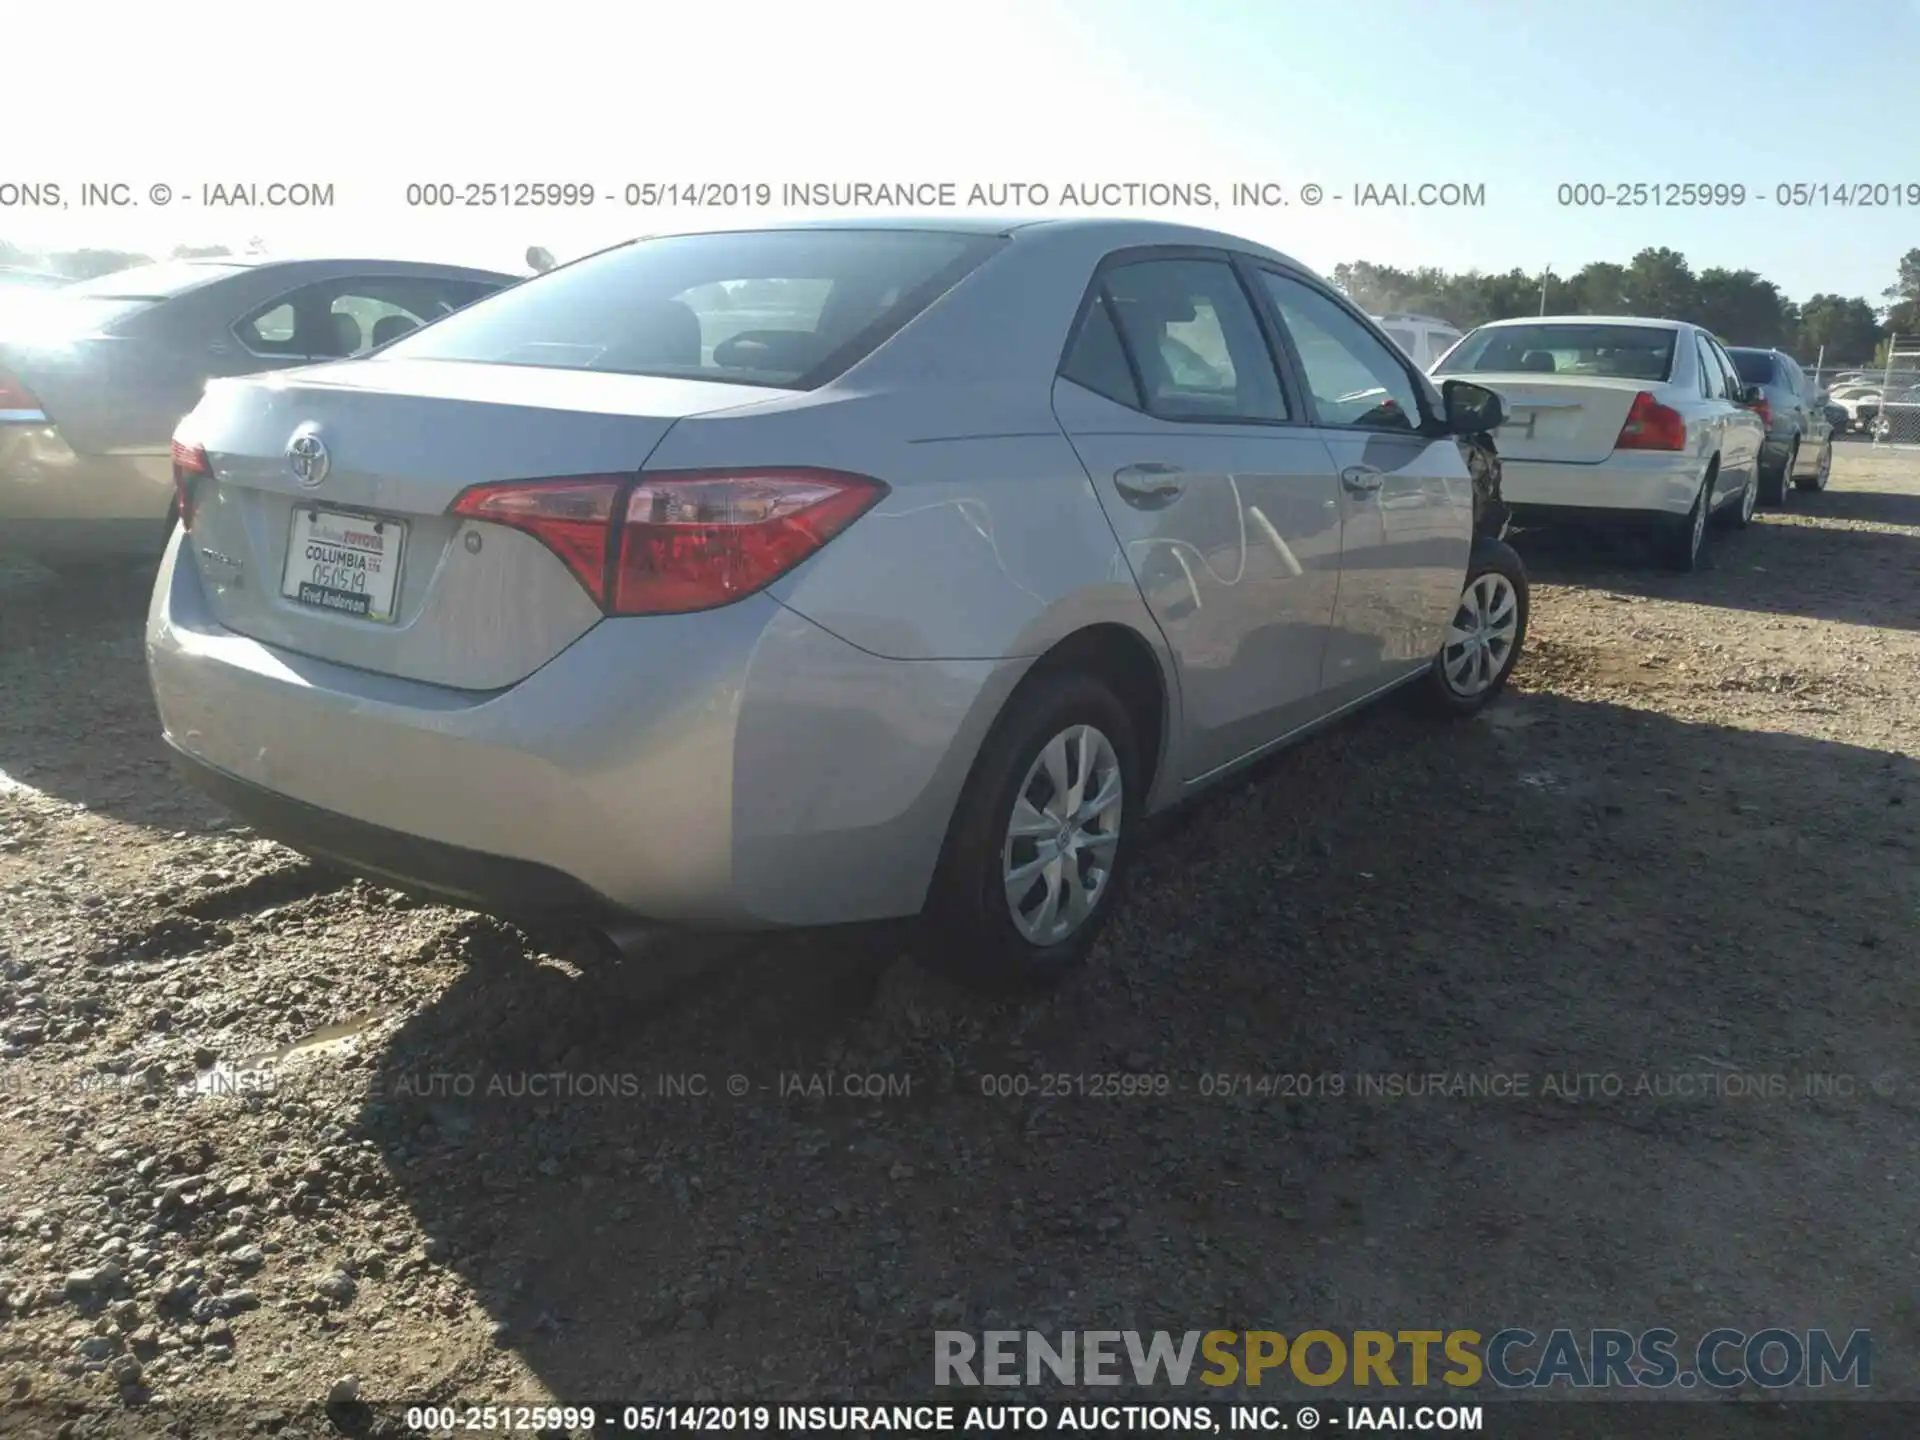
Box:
(1725, 346), (1834, 504)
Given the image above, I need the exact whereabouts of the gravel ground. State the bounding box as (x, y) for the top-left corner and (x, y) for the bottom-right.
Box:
(1, 442), (1917, 1432)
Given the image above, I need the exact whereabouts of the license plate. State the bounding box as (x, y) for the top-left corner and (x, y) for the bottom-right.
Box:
(280, 507), (407, 623)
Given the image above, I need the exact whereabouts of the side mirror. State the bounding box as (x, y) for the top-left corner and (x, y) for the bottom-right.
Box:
(526, 246), (556, 274)
(1442, 378), (1507, 435)
(1740, 383), (1765, 405)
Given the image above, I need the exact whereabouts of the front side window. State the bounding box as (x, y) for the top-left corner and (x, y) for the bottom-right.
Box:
(1260, 271), (1421, 431)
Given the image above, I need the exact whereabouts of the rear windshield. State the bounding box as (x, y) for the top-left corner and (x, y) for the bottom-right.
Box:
(1435, 323), (1677, 382)
(1727, 349), (1777, 384)
(376, 229), (1004, 388)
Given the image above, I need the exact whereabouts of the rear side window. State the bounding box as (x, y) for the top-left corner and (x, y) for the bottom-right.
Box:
(378, 229), (1004, 389)
(1060, 295), (1141, 409)
(1728, 349), (1776, 385)
(1695, 338), (1720, 398)
(1384, 327), (1416, 353)
(235, 274), (512, 359)
(1097, 258), (1290, 422)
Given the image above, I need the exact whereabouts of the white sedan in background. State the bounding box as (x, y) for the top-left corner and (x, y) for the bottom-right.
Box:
(1433, 316), (1767, 571)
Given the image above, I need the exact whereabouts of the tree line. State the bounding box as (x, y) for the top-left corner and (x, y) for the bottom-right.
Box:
(1334, 246), (1920, 367)
(9, 236), (1920, 368)
(0, 241), (254, 277)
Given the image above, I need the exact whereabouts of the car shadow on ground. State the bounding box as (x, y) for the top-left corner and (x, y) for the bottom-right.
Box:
(1513, 506), (1920, 631)
(346, 681), (1920, 1402)
(1795, 487), (1920, 529)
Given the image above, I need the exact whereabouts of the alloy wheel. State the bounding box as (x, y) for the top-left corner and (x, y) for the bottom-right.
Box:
(1002, 724), (1124, 946)
(1740, 474), (1757, 522)
(1441, 571), (1521, 698)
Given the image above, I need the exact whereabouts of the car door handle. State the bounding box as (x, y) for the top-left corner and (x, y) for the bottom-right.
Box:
(1112, 463), (1186, 508)
(1340, 466), (1384, 494)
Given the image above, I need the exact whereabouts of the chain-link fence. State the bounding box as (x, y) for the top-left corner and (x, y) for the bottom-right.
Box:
(1803, 347), (1920, 445)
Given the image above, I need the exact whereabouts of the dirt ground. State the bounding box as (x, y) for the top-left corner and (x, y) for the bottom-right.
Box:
(1, 442), (1917, 1433)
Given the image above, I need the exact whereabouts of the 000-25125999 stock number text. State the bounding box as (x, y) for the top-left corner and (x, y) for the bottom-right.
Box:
(405, 1404), (778, 1433)
(1557, 181), (1920, 207)
(401, 182), (780, 207)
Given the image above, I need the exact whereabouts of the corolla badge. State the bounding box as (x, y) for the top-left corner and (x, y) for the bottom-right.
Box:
(287, 426), (330, 488)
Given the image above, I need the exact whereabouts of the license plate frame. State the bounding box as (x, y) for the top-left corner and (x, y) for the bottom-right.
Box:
(280, 505), (408, 624)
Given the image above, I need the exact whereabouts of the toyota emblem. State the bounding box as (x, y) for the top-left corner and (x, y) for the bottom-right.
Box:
(287, 427), (330, 488)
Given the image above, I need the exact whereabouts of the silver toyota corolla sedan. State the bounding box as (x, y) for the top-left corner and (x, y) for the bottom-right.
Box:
(148, 218), (1527, 988)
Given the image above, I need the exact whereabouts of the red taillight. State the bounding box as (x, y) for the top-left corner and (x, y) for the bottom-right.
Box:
(613, 469), (887, 615)
(447, 468), (888, 616)
(171, 439), (211, 531)
(0, 366), (44, 416)
(1614, 392), (1687, 452)
(449, 477), (624, 606)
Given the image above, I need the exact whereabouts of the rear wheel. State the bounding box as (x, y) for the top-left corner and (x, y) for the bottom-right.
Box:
(1654, 473), (1713, 572)
(924, 672), (1141, 991)
(1721, 468), (1757, 529)
(1758, 444), (1793, 507)
(1425, 536), (1529, 716)
(1795, 440), (1831, 492)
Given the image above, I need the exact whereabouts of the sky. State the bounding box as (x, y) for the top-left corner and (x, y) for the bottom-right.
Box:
(7, 0), (1919, 305)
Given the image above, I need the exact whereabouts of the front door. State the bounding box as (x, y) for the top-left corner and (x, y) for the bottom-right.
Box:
(1252, 268), (1475, 700)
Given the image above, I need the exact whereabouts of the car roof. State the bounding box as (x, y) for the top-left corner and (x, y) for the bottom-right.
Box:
(627, 215), (1314, 272)
(1476, 314), (1693, 332)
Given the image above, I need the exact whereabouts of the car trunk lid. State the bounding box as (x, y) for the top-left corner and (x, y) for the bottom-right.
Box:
(1472, 374), (1654, 464)
(180, 357), (796, 690)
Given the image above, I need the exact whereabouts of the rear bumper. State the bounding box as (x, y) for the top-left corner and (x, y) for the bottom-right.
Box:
(0, 425), (174, 559)
(167, 742), (619, 920)
(1498, 452), (1708, 520)
(148, 531), (1024, 929)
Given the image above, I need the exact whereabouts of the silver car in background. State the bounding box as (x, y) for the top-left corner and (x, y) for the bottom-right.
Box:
(1, 256), (514, 571)
(149, 218), (1528, 988)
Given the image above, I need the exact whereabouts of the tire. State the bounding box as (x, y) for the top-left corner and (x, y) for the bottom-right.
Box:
(1654, 472), (1714, 572)
(1721, 468), (1757, 530)
(924, 671), (1142, 991)
(1795, 440), (1831, 492)
(1757, 445), (1792, 507)
(1424, 535), (1529, 716)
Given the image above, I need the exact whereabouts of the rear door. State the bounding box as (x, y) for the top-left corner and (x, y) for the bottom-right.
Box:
(1704, 335), (1763, 487)
(1252, 268), (1473, 700)
(1050, 249), (1345, 781)
(1691, 334), (1733, 478)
